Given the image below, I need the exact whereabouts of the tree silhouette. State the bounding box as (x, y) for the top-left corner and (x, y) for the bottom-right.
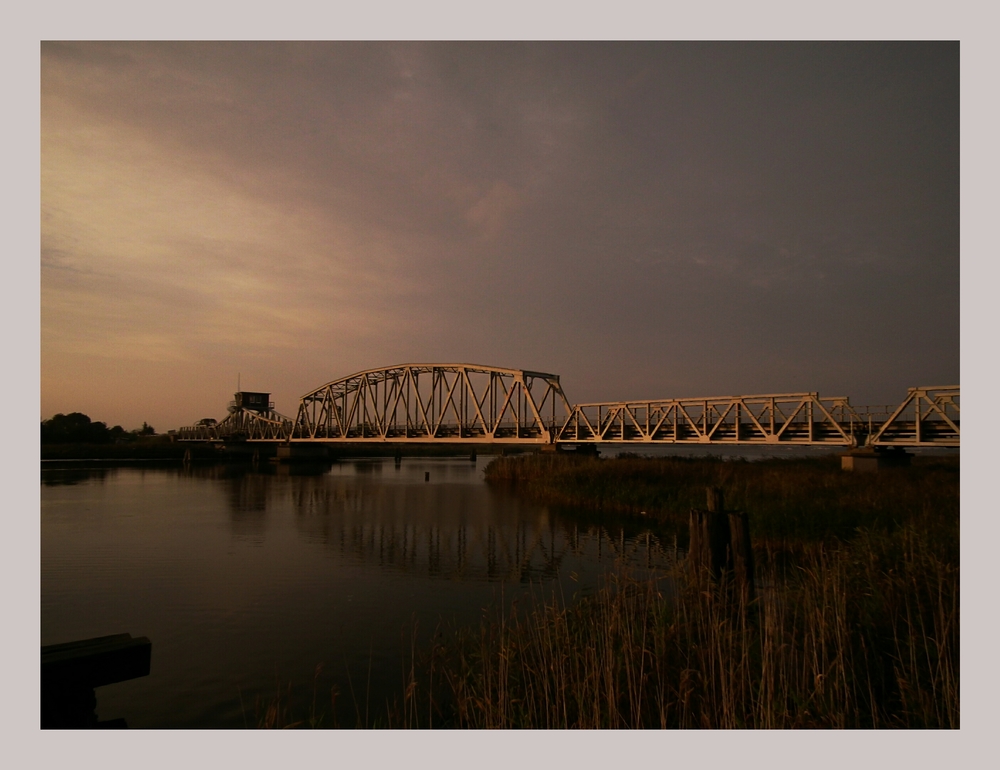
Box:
(40, 413), (145, 444)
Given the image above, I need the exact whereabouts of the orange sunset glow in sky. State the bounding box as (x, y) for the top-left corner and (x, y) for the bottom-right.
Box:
(41, 42), (959, 431)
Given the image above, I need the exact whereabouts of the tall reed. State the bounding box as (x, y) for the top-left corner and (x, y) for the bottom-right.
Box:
(398, 526), (958, 728)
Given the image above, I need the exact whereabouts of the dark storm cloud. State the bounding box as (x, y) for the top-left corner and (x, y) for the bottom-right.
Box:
(41, 42), (958, 427)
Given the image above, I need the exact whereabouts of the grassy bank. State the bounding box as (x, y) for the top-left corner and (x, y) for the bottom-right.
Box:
(41, 441), (541, 462)
(40, 441), (525, 462)
(484, 453), (959, 555)
(40, 440), (207, 461)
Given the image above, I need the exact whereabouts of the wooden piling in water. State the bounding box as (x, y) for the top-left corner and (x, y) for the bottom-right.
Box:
(688, 487), (755, 602)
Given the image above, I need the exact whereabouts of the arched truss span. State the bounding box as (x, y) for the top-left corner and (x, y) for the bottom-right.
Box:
(292, 364), (571, 443)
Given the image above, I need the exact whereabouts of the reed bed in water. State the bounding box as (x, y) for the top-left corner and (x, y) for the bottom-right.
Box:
(484, 453), (959, 554)
(392, 527), (958, 728)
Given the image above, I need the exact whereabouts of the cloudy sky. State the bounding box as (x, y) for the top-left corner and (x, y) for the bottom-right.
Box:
(40, 42), (958, 431)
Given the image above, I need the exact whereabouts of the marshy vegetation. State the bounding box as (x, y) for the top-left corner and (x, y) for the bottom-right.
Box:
(388, 529), (956, 728)
(261, 452), (959, 728)
(483, 452), (959, 554)
(392, 453), (958, 728)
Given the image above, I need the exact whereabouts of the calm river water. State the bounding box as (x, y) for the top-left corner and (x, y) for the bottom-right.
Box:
(40, 456), (677, 728)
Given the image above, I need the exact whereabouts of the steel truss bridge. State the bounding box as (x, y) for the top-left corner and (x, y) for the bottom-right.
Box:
(177, 364), (958, 449)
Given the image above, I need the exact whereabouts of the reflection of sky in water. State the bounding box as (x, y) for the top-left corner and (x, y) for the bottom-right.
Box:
(40, 459), (676, 728)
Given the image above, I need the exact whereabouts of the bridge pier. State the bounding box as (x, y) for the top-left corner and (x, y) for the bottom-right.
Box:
(841, 446), (911, 472)
(275, 444), (330, 462)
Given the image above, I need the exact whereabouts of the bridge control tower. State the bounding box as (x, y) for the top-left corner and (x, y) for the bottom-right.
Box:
(230, 392), (274, 413)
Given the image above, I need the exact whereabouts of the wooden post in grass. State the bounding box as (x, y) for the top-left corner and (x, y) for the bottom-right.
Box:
(689, 487), (755, 602)
(727, 506), (756, 603)
(689, 487), (730, 581)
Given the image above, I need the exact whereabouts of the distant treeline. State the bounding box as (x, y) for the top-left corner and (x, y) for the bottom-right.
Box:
(40, 412), (155, 445)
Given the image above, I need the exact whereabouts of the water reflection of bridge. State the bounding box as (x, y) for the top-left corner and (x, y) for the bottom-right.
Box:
(290, 481), (678, 583)
(177, 364), (959, 449)
(197, 464), (678, 582)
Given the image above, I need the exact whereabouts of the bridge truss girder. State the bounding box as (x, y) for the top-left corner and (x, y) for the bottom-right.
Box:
(868, 386), (960, 447)
(556, 393), (861, 446)
(292, 364), (571, 443)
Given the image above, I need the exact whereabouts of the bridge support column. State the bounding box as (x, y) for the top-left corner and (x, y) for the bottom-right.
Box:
(276, 444), (330, 462)
(840, 447), (911, 472)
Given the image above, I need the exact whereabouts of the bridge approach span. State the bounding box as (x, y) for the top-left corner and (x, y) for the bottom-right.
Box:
(557, 386), (959, 447)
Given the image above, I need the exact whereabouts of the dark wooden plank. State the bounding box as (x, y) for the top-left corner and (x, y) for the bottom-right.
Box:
(42, 633), (151, 689)
(41, 633), (151, 728)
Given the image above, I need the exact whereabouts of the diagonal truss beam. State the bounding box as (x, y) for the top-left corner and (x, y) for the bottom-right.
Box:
(869, 386), (960, 447)
(557, 392), (866, 446)
(288, 364), (572, 443)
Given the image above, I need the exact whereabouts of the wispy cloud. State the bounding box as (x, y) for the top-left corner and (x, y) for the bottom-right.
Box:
(41, 42), (959, 427)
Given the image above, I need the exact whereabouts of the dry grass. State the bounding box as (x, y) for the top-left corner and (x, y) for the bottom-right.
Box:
(251, 664), (337, 729)
(395, 526), (957, 728)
